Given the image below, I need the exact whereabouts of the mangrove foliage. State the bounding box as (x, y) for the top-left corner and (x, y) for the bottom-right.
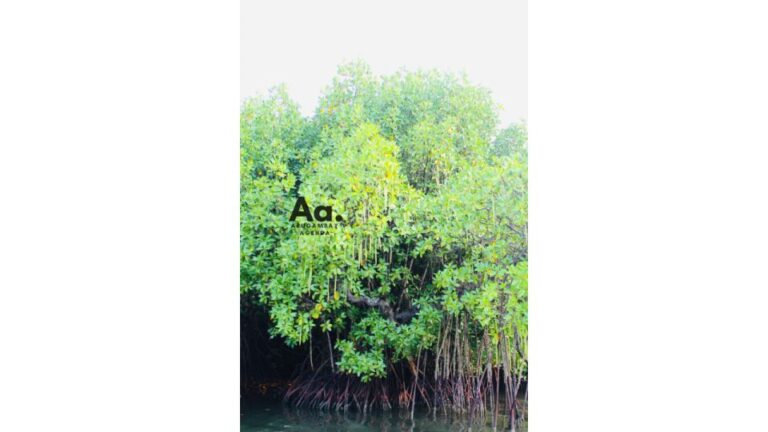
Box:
(241, 61), (528, 429)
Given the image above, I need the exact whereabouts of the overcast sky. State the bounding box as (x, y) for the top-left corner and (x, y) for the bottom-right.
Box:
(241, 0), (527, 127)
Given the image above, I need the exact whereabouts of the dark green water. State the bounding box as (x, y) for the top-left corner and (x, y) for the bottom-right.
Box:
(241, 399), (525, 432)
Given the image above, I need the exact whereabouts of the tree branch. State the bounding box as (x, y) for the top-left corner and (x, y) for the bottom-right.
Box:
(345, 291), (420, 323)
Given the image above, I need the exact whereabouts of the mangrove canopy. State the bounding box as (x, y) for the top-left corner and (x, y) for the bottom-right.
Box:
(241, 61), (528, 428)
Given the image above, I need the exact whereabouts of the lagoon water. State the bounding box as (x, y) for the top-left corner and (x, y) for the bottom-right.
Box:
(241, 399), (525, 432)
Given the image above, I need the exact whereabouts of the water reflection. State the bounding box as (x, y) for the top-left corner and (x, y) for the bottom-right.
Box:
(241, 399), (526, 432)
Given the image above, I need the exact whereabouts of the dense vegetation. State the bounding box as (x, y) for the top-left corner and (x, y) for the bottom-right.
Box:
(241, 61), (527, 429)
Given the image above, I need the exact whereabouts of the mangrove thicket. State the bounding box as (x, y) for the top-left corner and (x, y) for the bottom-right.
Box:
(240, 61), (528, 429)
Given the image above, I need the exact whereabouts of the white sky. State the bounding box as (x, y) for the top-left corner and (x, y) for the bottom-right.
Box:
(241, 0), (527, 127)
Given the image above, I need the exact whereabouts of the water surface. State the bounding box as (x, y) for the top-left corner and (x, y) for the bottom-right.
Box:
(241, 399), (525, 432)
